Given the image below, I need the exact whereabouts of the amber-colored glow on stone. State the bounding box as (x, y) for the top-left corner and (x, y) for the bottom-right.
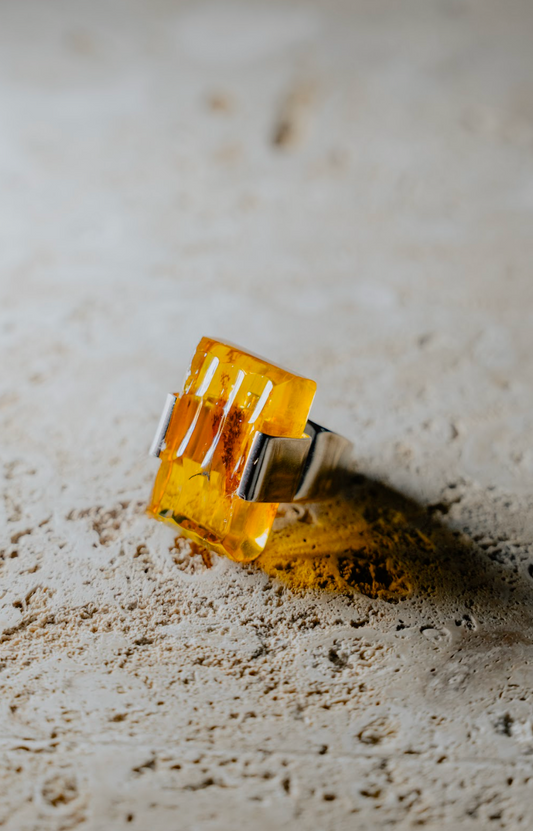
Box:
(148, 337), (316, 562)
(255, 485), (440, 600)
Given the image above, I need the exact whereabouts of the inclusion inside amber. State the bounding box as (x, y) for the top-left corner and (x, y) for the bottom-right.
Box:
(147, 337), (316, 562)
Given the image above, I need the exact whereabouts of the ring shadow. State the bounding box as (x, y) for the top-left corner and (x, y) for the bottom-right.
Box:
(253, 473), (523, 611)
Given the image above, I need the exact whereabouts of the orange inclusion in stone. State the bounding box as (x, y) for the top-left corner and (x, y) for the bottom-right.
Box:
(147, 337), (316, 562)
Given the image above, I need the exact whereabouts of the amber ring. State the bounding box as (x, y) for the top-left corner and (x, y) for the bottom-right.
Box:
(147, 337), (352, 563)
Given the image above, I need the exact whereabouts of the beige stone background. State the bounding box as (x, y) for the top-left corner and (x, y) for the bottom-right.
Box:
(1, 0), (533, 828)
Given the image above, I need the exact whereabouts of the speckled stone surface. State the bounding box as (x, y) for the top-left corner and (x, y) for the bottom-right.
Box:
(1, 1), (533, 828)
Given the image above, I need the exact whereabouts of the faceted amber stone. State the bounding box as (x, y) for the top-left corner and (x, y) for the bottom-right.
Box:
(147, 337), (316, 562)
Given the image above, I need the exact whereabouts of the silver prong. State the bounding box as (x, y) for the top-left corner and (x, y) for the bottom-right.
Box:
(150, 397), (353, 504)
(238, 420), (353, 503)
(149, 393), (178, 458)
(237, 432), (312, 502)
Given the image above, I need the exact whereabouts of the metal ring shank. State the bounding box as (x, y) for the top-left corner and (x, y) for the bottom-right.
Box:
(237, 420), (353, 503)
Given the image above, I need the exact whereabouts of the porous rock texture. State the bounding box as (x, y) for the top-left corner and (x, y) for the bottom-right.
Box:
(1, 1), (533, 829)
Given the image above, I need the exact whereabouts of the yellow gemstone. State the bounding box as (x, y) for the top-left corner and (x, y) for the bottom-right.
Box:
(147, 337), (316, 562)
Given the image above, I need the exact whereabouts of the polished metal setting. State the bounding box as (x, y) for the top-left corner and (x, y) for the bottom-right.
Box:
(149, 393), (178, 459)
(293, 420), (353, 502)
(149, 396), (353, 504)
(238, 420), (353, 503)
(236, 431), (313, 503)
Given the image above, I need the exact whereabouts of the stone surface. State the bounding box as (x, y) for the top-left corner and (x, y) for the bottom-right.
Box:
(1, 0), (533, 829)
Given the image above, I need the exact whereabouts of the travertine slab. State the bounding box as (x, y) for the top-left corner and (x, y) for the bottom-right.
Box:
(0, 0), (532, 829)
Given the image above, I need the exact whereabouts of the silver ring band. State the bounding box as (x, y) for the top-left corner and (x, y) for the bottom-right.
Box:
(237, 420), (352, 503)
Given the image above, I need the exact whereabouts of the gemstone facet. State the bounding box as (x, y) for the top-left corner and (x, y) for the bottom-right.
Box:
(147, 337), (316, 562)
